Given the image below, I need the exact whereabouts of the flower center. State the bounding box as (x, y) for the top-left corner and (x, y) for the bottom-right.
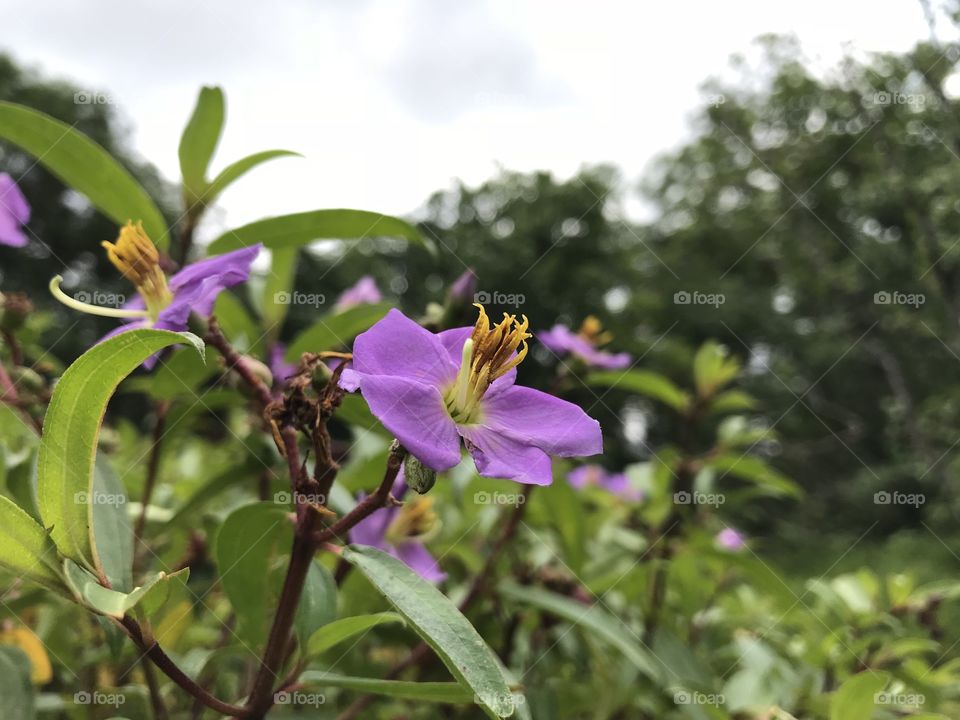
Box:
(101, 221), (172, 320)
(384, 496), (440, 545)
(443, 304), (530, 424)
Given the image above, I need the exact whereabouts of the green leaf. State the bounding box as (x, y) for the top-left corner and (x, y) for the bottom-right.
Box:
(207, 209), (431, 254)
(286, 303), (392, 359)
(540, 480), (586, 574)
(128, 345), (215, 401)
(0, 102), (168, 248)
(830, 672), (888, 720)
(0, 495), (63, 590)
(586, 370), (690, 411)
(306, 612), (404, 657)
(37, 330), (204, 571)
(0, 646), (34, 720)
(202, 150), (301, 207)
(215, 503), (291, 646)
(709, 389), (756, 414)
(498, 582), (662, 683)
(63, 560), (186, 618)
(335, 394), (389, 436)
(91, 454), (133, 592)
(707, 454), (801, 497)
(212, 291), (261, 354)
(298, 671), (474, 703)
(692, 341), (740, 399)
(344, 544), (519, 718)
(261, 247), (299, 330)
(294, 561), (337, 649)
(178, 86), (225, 196)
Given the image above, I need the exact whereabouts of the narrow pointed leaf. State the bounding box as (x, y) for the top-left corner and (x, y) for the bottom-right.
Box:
(344, 544), (518, 718)
(297, 671), (474, 703)
(0, 102), (168, 247)
(286, 303), (392, 359)
(207, 209), (431, 254)
(179, 86), (225, 195)
(37, 330), (204, 570)
(203, 150), (301, 206)
(306, 612), (404, 657)
(0, 495), (63, 589)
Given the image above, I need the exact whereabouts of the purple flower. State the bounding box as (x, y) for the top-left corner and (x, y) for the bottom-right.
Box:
(0, 173), (31, 248)
(50, 222), (260, 365)
(716, 527), (746, 551)
(339, 306), (603, 486)
(335, 276), (382, 311)
(350, 472), (445, 582)
(567, 464), (640, 500)
(538, 316), (630, 370)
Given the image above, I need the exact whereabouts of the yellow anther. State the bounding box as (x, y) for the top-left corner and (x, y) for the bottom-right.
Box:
(101, 221), (171, 318)
(578, 315), (613, 346)
(385, 496), (440, 545)
(444, 304), (531, 423)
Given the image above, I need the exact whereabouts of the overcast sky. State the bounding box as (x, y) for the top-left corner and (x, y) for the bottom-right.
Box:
(1, 0), (953, 242)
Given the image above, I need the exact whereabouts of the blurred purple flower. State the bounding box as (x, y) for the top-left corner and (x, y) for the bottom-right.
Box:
(0, 173), (31, 248)
(567, 464), (640, 500)
(335, 276), (381, 311)
(538, 316), (630, 370)
(340, 306), (602, 486)
(269, 343), (297, 385)
(350, 472), (445, 582)
(716, 527), (746, 551)
(448, 268), (477, 302)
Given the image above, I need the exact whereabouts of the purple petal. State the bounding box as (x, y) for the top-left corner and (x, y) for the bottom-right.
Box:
(349, 507), (395, 549)
(458, 424), (553, 485)
(394, 542), (446, 583)
(169, 244), (261, 294)
(537, 325), (578, 355)
(346, 372), (461, 471)
(716, 528), (746, 551)
(600, 472), (641, 500)
(349, 309), (457, 388)
(0, 214), (29, 247)
(335, 276), (382, 310)
(578, 347), (632, 370)
(0, 174), (30, 224)
(269, 343), (297, 384)
(477, 385), (602, 458)
(0, 174), (30, 248)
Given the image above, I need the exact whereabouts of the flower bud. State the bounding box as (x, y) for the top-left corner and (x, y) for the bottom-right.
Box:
(0, 292), (32, 332)
(403, 455), (437, 494)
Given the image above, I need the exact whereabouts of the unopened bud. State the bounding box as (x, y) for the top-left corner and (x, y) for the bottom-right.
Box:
(403, 455), (437, 495)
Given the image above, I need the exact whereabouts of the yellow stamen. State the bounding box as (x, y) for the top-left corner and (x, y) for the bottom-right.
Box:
(444, 304), (531, 424)
(101, 221), (172, 319)
(385, 496), (440, 545)
(578, 315), (613, 346)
